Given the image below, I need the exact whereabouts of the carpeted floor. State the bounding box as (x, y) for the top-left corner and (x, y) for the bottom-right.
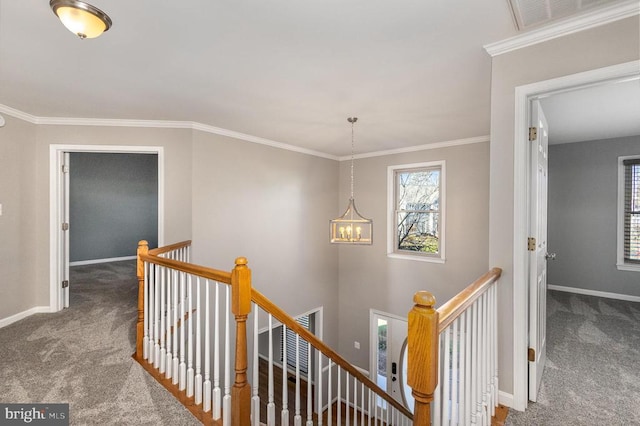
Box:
(0, 261), (200, 425)
(506, 290), (640, 425)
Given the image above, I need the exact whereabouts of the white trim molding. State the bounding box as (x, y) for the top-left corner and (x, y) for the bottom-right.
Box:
(548, 284), (640, 303)
(512, 60), (640, 412)
(0, 306), (52, 329)
(484, 0), (640, 57)
(49, 144), (165, 312)
(498, 391), (515, 409)
(70, 255), (137, 267)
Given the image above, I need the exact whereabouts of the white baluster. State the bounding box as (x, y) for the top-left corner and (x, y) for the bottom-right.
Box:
(459, 311), (467, 426)
(223, 286), (231, 426)
(443, 326), (451, 425)
(337, 367), (342, 426)
(465, 307), (472, 425)
(294, 334), (302, 426)
(317, 353), (323, 426)
(268, 314), (276, 426)
(179, 271), (186, 390)
(352, 377), (357, 426)
(470, 302), (478, 425)
(153, 264), (160, 368)
(452, 318), (460, 425)
(172, 270), (179, 384)
(482, 292), (489, 425)
(306, 342), (313, 426)
(186, 274), (194, 398)
(492, 284), (499, 416)
(203, 281), (211, 412)
(360, 382), (364, 426)
(213, 284), (221, 419)
(143, 261), (149, 360)
(195, 277), (203, 405)
(252, 305), (260, 426)
(282, 325), (289, 426)
(345, 371), (350, 426)
(160, 265), (167, 375)
(327, 361), (332, 426)
(433, 333), (442, 425)
(165, 267), (172, 379)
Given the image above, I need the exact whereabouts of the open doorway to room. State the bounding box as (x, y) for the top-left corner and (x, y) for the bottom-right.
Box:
(512, 61), (640, 410)
(50, 145), (164, 312)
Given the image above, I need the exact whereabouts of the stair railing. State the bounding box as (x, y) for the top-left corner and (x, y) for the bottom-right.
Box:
(135, 240), (413, 425)
(408, 267), (502, 426)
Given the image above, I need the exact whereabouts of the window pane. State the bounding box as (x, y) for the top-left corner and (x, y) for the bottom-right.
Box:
(397, 170), (440, 211)
(397, 212), (439, 253)
(630, 214), (640, 261)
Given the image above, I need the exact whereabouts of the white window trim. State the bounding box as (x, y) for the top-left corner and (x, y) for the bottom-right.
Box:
(387, 160), (446, 263)
(617, 155), (640, 272)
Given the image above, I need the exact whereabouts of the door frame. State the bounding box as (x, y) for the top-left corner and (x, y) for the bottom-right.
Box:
(49, 144), (165, 312)
(511, 60), (639, 410)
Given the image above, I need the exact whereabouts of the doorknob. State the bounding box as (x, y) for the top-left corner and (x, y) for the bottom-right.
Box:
(545, 252), (556, 261)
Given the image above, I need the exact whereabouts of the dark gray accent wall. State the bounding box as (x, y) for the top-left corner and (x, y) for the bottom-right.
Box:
(70, 153), (158, 262)
(548, 135), (640, 297)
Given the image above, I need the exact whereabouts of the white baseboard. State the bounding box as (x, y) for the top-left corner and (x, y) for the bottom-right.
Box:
(548, 284), (640, 303)
(0, 306), (52, 329)
(498, 390), (515, 409)
(70, 255), (137, 266)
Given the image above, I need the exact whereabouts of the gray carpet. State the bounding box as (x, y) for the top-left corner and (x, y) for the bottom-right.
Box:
(0, 261), (200, 425)
(507, 290), (640, 425)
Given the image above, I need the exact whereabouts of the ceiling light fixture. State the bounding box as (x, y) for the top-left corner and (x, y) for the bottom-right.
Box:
(50, 0), (112, 39)
(330, 117), (373, 245)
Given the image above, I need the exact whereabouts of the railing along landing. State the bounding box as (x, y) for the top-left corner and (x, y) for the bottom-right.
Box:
(134, 240), (412, 425)
(408, 268), (502, 426)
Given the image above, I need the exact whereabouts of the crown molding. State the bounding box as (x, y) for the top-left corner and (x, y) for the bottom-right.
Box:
(484, 0), (640, 57)
(0, 104), (339, 161)
(339, 135), (490, 161)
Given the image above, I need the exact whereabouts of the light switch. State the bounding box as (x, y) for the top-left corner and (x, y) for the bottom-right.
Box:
(0, 203), (3, 216)
(354, 341), (360, 350)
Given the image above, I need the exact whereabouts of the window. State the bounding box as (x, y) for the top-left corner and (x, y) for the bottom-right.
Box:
(387, 161), (445, 262)
(281, 314), (311, 375)
(618, 156), (640, 271)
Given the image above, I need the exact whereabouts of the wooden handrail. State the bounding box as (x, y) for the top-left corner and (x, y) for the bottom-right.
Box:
(148, 239), (193, 256)
(139, 253), (232, 284)
(437, 267), (502, 333)
(251, 288), (414, 420)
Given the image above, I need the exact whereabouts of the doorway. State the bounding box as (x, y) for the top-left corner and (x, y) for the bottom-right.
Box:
(512, 61), (640, 410)
(49, 145), (165, 312)
(370, 310), (413, 415)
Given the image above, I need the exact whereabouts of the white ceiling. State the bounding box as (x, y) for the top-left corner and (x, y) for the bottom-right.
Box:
(0, 0), (636, 156)
(540, 78), (640, 145)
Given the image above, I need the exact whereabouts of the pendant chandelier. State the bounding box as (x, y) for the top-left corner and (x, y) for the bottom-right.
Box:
(330, 117), (373, 245)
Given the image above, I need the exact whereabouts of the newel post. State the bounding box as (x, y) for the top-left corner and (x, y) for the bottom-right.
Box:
(231, 257), (252, 426)
(136, 240), (149, 360)
(408, 290), (439, 426)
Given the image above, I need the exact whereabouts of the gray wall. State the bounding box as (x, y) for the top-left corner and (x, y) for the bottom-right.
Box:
(0, 124), (194, 319)
(190, 130), (341, 349)
(548, 136), (640, 297)
(0, 116), (38, 320)
(337, 142), (490, 370)
(70, 152), (158, 262)
(489, 17), (639, 396)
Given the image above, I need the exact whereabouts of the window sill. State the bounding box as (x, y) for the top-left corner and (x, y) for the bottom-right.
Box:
(616, 263), (640, 272)
(387, 253), (445, 264)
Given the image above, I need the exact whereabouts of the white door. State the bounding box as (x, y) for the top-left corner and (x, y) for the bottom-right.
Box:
(61, 152), (70, 309)
(528, 100), (550, 401)
(371, 312), (412, 413)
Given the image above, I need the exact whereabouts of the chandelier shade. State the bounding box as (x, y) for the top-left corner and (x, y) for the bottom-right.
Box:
(330, 117), (373, 245)
(50, 0), (112, 39)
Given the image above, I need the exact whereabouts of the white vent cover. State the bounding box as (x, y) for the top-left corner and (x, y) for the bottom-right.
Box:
(507, 0), (626, 30)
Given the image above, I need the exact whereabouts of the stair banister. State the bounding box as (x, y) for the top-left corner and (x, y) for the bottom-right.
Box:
(408, 290), (439, 426)
(231, 257), (251, 426)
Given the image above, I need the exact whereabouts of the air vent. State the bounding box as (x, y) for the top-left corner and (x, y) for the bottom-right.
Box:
(507, 0), (627, 30)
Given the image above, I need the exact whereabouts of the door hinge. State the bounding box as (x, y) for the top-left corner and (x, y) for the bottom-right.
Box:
(62, 222), (69, 231)
(62, 280), (69, 289)
(62, 164), (70, 173)
(529, 127), (538, 141)
(527, 237), (536, 251)
(528, 347), (535, 362)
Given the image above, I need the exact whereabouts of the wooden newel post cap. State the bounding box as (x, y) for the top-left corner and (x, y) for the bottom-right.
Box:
(235, 257), (248, 267)
(413, 290), (436, 308)
(138, 240), (149, 248)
